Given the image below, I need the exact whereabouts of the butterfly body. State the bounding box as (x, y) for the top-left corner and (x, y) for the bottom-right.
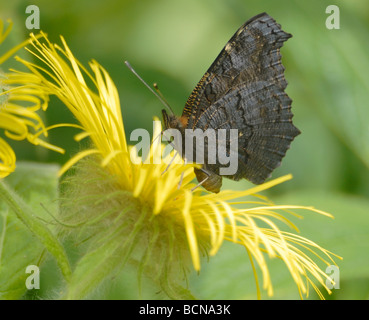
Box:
(163, 12), (300, 193)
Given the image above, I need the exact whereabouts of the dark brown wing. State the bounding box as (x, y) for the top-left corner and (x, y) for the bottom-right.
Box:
(183, 12), (292, 130)
(193, 81), (300, 184)
(183, 12), (299, 184)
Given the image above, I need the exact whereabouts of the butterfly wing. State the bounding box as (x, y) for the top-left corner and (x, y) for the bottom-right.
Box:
(184, 12), (291, 127)
(194, 81), (300, 184)
(183, 12), (299, 184)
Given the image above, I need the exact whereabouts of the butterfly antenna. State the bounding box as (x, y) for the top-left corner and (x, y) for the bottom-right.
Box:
(124, 61), (175, 115)
(153, 83), (173, 113)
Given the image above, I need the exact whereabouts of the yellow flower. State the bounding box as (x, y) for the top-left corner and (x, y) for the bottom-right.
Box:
(15, 32), (340, 299)
(0, 20), (63, 178)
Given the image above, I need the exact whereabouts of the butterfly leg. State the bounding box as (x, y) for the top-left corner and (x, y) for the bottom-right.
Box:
(178, 170), (185, 190)
(193, 167), (222, 193)
(191, 168), (211, 191)
(152, 129), (164, 145)
(160, 129), (180, 176)
(176, 156), (190, 189)
(191, 177), (209, 192)
(191, 169), (210, 192)
(161, 150), (178, 176)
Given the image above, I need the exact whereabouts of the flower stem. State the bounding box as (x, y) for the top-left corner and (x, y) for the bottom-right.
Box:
(0, 179), (71, 281)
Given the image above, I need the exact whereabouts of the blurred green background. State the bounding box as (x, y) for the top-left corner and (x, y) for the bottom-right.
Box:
(1, 0), (369, 299)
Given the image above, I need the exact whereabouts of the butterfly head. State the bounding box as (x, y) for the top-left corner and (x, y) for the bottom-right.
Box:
(162, 109), (188, 131)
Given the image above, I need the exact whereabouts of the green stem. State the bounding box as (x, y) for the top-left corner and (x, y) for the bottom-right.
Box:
(0, 179), (71, 281)
(0, 208), (8, 266)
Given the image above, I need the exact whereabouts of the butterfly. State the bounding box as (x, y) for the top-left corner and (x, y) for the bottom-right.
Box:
(162, 12), (300, 193)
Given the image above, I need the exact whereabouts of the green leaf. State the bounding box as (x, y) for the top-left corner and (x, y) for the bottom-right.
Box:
(0, 162), (71, 299)
(287, 2), (369, 169)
